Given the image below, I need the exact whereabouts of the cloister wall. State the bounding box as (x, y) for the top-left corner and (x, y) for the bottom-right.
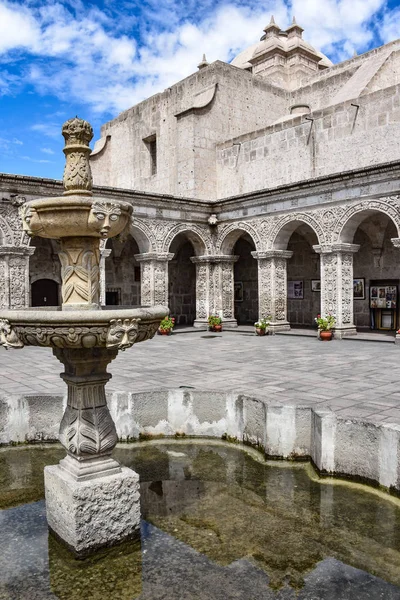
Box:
(90, 62), (288, 200)
(216, 84), (400, 197)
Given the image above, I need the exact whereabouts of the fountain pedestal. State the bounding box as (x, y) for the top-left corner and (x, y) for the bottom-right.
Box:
(0, 117), (168, 556)
(45, 464), (140, 557)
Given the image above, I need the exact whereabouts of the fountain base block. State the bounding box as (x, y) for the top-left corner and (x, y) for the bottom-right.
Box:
(44, 464), (140, 557)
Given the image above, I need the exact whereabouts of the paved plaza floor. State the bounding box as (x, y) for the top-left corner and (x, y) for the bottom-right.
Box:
(1, 329), (400, 425)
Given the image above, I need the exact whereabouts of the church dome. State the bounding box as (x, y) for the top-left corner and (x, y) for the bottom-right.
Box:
(231, 17), (333, 71)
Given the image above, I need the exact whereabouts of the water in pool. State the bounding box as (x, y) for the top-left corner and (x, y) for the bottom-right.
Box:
(1, 440), (400, 599)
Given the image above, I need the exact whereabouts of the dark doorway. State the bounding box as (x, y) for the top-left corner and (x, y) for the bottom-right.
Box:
(31, 279), (59, 307)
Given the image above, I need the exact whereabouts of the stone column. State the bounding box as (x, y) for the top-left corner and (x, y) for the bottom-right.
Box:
(313, 244), (359, 338)
(99, 248), (112, 305)
(252, 250), (293, 333)
(191, 255), (239, 328)
(135, 252), (174, 307)
(0, 246), (35, 309)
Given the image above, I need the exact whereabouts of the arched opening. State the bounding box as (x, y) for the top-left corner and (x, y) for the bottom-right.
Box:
(168, 233), (196, 325)
(233, 234), (258, 324)
(31, 279), (59, 307)
(29, 238), (61, 306)
(105, 235), (141, 306)
(348, 212), (399, 332)
(286, 223), (320, 327)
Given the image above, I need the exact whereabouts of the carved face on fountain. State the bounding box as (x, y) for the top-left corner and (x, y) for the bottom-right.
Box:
(89, 201), (123, 238)
(106, 318), (140, 350)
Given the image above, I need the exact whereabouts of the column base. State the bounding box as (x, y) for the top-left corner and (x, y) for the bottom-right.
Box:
(220, 319), (238, 328)
(269, 321), (291, 334)
(333, 325), (357, 339)
(45, 464), (140, 557)
(193, 320), (208, 328)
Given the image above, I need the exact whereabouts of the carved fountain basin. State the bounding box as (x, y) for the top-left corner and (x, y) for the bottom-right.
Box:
(0, 306), (167, 350)
(20, 196), (132, 239)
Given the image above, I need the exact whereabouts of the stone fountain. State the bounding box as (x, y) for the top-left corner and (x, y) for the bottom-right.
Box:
(0, 118), (167, 556)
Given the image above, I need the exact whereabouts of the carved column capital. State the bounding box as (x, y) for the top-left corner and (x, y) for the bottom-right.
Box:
(134, 252), (174, 263)
(0, 246), (35, 256)
(191, 254), (239, 264)
(252, 250), (293, 261)
(391, 237), (400, 248)
(313, 244), (360, 255)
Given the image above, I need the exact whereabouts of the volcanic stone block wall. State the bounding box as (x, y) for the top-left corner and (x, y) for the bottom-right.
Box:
(216, 83), (400, 197)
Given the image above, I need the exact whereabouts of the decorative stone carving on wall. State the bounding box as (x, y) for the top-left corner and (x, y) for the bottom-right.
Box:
(0, 212), (15, 245)
(130, 217), (157, 254)
(268, 212), (325, 249)
(334, 197), (400, 243)
(341, 253), (353, 324)
(0, 261), (6, 309)
(195, 263), (209, 319)
(161, 222), (212, 255)
(216, 221), (261, 253)
(9, 256), (27, 309)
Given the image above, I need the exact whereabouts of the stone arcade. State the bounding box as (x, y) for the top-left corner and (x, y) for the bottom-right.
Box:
(2, 17), (400, 336)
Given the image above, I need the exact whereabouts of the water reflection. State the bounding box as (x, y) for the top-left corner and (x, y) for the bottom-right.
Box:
(1, 442), (400, 599)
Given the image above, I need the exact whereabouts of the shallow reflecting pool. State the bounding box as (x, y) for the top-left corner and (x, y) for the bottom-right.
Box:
(1, 440), (400, 599)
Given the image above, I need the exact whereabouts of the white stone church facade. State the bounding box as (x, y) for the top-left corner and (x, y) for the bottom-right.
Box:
(2, 17), (400, 337)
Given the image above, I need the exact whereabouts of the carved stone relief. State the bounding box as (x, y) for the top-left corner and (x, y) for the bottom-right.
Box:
(106, 318), (139, 350)
(58, 238), (100, 306)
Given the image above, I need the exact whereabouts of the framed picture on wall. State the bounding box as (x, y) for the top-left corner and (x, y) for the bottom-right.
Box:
(311, 280), (321, 292)
(234, 281), (244, 302)
(353, 278), (365, 300)
(288, 280), (304, 299)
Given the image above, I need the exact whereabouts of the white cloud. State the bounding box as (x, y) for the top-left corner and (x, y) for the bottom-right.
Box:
(0, 0), (397, 119)
(0, 2), (39, 53)
(41, 147), (55, 154)
(31, 122), (62, 138)
(21, 155), (52, 163)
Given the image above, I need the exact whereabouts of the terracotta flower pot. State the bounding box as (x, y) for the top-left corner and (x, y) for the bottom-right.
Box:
(158, 328), (172, 335)
(213, 324), (222, 332)
(255, 328), (266, 336)
(320, 330), (332, 341)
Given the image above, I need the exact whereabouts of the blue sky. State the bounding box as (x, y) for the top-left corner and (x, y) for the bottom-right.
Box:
(1, 0), (400, 181)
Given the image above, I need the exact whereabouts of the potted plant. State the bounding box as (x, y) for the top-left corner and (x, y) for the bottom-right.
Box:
(158, 316), (175, 335)
(254, 317), (270, 336)
(208, 315), (222, 332)
(315, 313), (335, 341)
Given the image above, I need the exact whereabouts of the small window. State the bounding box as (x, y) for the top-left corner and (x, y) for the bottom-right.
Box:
(143, 134), (157, 176)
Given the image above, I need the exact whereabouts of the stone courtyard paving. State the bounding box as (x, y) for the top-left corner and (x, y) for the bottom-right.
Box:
(1, 329), (400, 426)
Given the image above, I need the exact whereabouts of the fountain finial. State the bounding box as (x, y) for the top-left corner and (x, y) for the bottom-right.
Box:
(62, 117), (94, 196)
